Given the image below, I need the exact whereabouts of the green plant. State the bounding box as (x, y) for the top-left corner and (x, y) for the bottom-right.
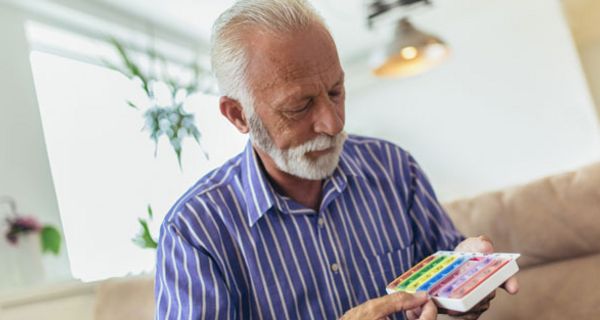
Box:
(106, 38), (210, 168)
(132, 205), (158, 249)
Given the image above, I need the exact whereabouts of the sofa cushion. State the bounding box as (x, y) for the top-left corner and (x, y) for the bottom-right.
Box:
(480, 252), (600, 320)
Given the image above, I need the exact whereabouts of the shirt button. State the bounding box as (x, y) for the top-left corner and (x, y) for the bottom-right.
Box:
(318, 218), (325, 227)
(331, 263), (340, 273)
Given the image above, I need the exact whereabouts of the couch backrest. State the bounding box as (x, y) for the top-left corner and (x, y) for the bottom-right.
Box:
(443, 161), (600, 269)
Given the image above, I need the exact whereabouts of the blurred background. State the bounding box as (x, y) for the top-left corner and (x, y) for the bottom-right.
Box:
(0, 0), (599, 319)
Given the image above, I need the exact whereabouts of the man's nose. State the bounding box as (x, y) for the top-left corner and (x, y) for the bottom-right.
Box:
(312, 96), (344, 136)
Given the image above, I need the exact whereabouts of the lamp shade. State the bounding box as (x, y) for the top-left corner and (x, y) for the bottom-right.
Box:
(370, 18), (450, 77)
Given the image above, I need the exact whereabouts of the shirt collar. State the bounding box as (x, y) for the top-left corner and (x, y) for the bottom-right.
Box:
(336, 148), (366, 181)
(240, 141), (276, 227)
(241, 140), (365, 226)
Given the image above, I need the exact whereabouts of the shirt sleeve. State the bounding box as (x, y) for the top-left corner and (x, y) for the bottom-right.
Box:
(155, 221), (235, 320)
(405, 154), (465, 261)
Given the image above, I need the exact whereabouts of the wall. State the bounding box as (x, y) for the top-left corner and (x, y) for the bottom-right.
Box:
(561, 0), (600, 122)
(579, 42), (600, 119)
(345, 0), (600, 200)
(0, 4), (71, 291)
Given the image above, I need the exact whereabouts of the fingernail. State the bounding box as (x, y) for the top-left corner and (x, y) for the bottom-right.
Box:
(415, 291), (427, 299)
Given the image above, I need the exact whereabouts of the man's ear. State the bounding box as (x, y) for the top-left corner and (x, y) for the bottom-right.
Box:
(219, 96), (249, 134)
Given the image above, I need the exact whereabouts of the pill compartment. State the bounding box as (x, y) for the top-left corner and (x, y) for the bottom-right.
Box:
(386, 251), (520, 312)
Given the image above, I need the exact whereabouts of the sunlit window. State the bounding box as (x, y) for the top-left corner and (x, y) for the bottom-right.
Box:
(27, 23), (246, 282)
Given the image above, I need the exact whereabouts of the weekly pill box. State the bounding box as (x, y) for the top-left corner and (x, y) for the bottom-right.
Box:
(386, 251), (520, 312)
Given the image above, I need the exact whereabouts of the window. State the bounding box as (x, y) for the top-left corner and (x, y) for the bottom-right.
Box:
(28, 23), (246, 282)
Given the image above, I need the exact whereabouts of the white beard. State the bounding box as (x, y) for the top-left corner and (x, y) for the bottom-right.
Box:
(247, 111), (347, 180)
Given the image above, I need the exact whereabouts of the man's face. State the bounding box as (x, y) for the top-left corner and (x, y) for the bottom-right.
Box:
(243, 23), (347, 180)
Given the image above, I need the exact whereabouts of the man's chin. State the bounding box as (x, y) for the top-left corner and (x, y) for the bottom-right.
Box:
(291, 169), (336, 181)
(296, 155), (341, 180)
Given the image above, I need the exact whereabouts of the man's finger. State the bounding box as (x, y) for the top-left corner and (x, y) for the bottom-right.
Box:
(501, 276), (519, 294)
(405, 309), (418, 320)
(478, 235), (494, 246)
(405, 305), (422, 320)
(446, 311), (480, 320)
(370, 291), (429, 318)
(469, 301), (490, 314)
(417, 300), (437, 320)
(455, 236), (494, 254)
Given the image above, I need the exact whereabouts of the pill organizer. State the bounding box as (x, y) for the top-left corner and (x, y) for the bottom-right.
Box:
(386, 251), (520, 312)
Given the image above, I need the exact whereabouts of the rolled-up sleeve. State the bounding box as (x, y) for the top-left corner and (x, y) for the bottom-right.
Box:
(406, 154), (465, 260)
(155, 221), (234, 320)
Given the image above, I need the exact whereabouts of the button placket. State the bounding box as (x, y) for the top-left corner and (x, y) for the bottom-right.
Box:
(317, 206), (355, 313)
(318, 211), (342, 275)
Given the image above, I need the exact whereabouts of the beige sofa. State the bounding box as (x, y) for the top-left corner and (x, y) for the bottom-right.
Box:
(443, 161), (600, 320)
(94, 162), (600, 320)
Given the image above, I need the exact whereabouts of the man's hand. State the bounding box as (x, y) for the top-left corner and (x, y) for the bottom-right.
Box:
(439, 235), (519, 319)
(340, 291), (437, 320)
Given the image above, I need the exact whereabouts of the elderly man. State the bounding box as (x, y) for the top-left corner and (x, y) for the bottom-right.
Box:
(155, 0), (517, 319)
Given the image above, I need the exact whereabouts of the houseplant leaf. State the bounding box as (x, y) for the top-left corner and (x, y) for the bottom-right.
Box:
(40, 226), (61, 255)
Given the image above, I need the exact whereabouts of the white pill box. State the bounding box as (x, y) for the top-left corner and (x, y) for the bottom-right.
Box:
(386, 251), (520, 312)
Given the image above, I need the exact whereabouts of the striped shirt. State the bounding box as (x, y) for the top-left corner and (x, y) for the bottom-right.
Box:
(155, 134), (464, 320)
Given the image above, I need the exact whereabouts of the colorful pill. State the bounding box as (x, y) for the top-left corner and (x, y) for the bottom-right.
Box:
(405, 256), (457, 292)
(387, 255), (436, 290)
(416, 257), (467, 292)
(397, 255), (448, 290)
(434, 257), (493, 298)
(429, 258), (480, 296)
(449, 258), (510, 298)
(388, 252), (518, 303)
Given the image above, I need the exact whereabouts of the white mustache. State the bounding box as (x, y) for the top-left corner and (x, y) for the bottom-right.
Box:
(289, 132), (347, 155)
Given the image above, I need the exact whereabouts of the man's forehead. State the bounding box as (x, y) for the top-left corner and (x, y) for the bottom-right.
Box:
(242, 24), (341, 90)
(252, 59), (342, 91)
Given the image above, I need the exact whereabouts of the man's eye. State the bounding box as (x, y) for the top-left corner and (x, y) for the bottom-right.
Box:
(292, 99), (312, 113)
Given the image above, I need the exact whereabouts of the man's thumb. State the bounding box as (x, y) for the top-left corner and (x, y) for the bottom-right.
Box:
(371, 291), (429, 317)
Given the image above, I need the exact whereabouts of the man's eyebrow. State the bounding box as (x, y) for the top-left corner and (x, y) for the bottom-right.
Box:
(332, 73), (345, 88)
(270, 89), (303, 110)
(301, 73), (346, 98)
(274, 72), (346, 108)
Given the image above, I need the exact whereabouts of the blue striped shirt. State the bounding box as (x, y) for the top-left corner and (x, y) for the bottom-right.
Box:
(155, 135), (464, 320)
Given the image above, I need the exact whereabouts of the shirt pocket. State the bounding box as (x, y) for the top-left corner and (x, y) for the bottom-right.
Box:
(350, 243), (416, 302)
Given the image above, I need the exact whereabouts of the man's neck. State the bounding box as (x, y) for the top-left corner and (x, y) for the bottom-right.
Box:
(254, 147), (323, 211)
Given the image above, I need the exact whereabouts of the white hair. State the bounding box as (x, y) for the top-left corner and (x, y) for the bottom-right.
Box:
(210, 0), (327, 110)
(211, 1), (346, 180)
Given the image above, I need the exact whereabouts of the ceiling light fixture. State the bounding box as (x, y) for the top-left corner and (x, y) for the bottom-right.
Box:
(367, 0), (450, 78)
